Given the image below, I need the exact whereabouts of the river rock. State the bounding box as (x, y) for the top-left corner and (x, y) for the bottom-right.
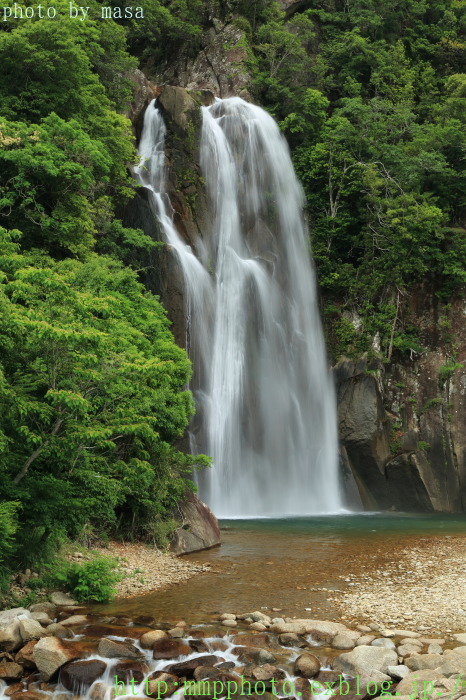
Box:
(19, 618), (48, 642)
(59, 615), (88, 627)
(145, 671), (179, 698)
(0, 661), (23, 680)
(220, 614), (236, 621)
(356, 635), (376, 646)
(333, 645), (398, 676)
(189, 640), (209, 654)
(428, 643), (443, 655)
(234, 647), (276, 665)
(333, 631), (361, 649)
(390, 629), (420, 638)
(251, 664), (285, 682)
(453, 634), (466, 644)
(278, 632), (307, 647)
(405, 653), (443, 671)
(166, 655), (220, 679)
(15, 640), (38, 668)
(49, 593), (77, 607)
(45, 623), (73, 640)
(294, 653), (320, 678)
(222, 620), (237, 627)
(387, 664), (410, 680)
(231, 634), (274, 648)
(271, 619), (346, 642)
(397, 643), (423, 656)
(60, 659), (107, 691)
(400, 637), (423, 647)
(140, 630), (168, 648)
(152, 638), (192, 660)
(249, 622), (267, 631)
(0, 609), (31, 652)
(29, 603), (57, 617)
(112, 659), (149, 684)
(396, 669), (448, 696)
(371, 638), (395, 650)
(89, 681), (107, 700)
(29, 613), (52, 627)
(97, 638), (143, 660)
(33, 637), (81, 680)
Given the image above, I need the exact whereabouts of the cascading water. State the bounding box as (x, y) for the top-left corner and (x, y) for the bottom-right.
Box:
(136, 97), (341, 518)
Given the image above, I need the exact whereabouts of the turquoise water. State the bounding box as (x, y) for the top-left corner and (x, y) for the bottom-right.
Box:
(93, 513), (466, 624)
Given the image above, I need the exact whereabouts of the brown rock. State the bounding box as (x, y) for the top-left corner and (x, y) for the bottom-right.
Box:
(231, 634), (273, 648)
(251, 664), (285, 682)
(152, 638), (191, 660)
(89, 681), (108, 700)
(278, 633), (307, 647)
(139, 630), (168, 648)
(15, 641), (38, 668)
(169, 490), (220, 554)
(145, 671), (178, 698)
(60, 659), (107, 691)
(233, 647), (276, 665)
(4, 681), (23, 696)
(0, 661), (24, 680)
(112, 659), (149, 684)
(58, 615), (89, 627)
(44, 624), (72, 640)
(32, 637), (82, 681)
(97, 638), (143, 660)
(294, 653), (320, 679)
(167, 655), (220, 679)
(189, 640), (209, 653)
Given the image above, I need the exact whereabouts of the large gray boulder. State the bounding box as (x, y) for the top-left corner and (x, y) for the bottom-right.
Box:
(333, 645), (398, 676)
(170, 491), (221, 555)
(33, 637), (81, 680)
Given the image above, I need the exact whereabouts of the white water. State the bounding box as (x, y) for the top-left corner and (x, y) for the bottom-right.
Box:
(135, 98), (341, 518)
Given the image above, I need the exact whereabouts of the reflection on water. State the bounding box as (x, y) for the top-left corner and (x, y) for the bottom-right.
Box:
(92, 514), (466, 624)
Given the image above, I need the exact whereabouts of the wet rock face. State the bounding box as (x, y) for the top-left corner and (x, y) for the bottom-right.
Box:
(59, 659), (107, 692)
(334, 290), (466, 514)
(170, 491), (221, 554)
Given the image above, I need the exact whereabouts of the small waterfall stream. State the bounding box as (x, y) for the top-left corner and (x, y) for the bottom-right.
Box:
(136, 97), (341, 517)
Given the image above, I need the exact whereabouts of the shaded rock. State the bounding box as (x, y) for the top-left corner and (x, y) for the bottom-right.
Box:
(397, 643), (423, 657)
(60, 659), (107, 691)
(15, 641), (38, 669)
(189, 640), (209, 653)
(49, 593), (77, 607)
(29, 614), (52, 627)
(145, 671), (179, 698)
(170, 491), (221, 554)
(44, 624), (72, 640)
(89, 681), (107, 700)
(396, 669), (447, 696)
(139, 630), (168, 649)
(152, 638), (192, 660)
(112, 660), (150, 684)
(234, 647), (276, 665)
(33, 637), (81, 681)
(315, 670), (342, 684)
(0, 661), (24, 680)
(97, 638), (143, 660)
(428, 643), (443, 655)
(29, 604), (56, 617)
(231, 634), (273, 648)
(356, 635), (376, 646)
(167, 655), (220, 679)
(333, 645), (398, 676)
(0, 609), (30, 652)
(294, 653), (320, 679)
(278, 633), (307, 648)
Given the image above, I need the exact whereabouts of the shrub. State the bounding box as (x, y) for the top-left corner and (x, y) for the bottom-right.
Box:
(53, 556), (120, 602)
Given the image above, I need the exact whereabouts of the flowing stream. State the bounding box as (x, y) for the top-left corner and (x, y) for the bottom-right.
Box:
(136, 98), (341, 517)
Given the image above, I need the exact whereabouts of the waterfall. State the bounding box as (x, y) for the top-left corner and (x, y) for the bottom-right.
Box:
(136, 97), (341, 518)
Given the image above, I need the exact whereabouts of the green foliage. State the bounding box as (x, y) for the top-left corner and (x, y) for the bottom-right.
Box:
(439, 361), (464, 384)
(421, 397), (444, 413)
(52, 556), (120, 602)
(417, 441), (431, 451)
(0, 227), (208, 568)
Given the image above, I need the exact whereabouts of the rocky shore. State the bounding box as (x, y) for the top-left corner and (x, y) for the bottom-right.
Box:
(2, 601), (466, 700)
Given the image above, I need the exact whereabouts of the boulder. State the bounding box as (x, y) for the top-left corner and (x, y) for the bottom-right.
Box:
(250, 664), (285, 682)
(231, 634), (273, 648)
(170, 491), (221, 554)
(356, 635), (376, 646)
(33, 637), (81, 680)
(139, 630), (168, 649)
(222, 620), (237, 628)
(49, 593), (77, 607)
(333, 631), (361, 649)
(278, 632), (307, 647)
(396, 669), (448, 696)
(453, 634), (466, 644)
(97, 638), (144, 660)
(371, 638), (395, 650)
(112, 660), (150, 684)
(19, 618), (48, 642)
(15, 640), (38, 668)
(60, 659), (107, 691)
(233, 647), (276, 665)
(29, 603), (57, 617)
(0, 661), (24, 680)
(428, 643), (443, 655)
(333, 645), (398, 676)
(387, 665), (410, 680)
(398, 643), (424, 657)
(145, 671), (178, 698)
(152, 638), (192, 660)
(166, 656), (220, 679)
(0, 609), (31, 652)
(59, 615), (88, 627)
(30, 613), (53, 627)
(270, 619), (347, 641)
(45, 623), (72, 640)
(293, 653), (320, 678)
(405, 654), (443, 671)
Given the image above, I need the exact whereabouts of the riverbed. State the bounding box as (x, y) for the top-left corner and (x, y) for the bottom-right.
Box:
(92, 514), (466, 631)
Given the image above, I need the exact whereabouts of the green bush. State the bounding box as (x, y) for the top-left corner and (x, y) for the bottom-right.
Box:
(53, 556), (120, 602)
